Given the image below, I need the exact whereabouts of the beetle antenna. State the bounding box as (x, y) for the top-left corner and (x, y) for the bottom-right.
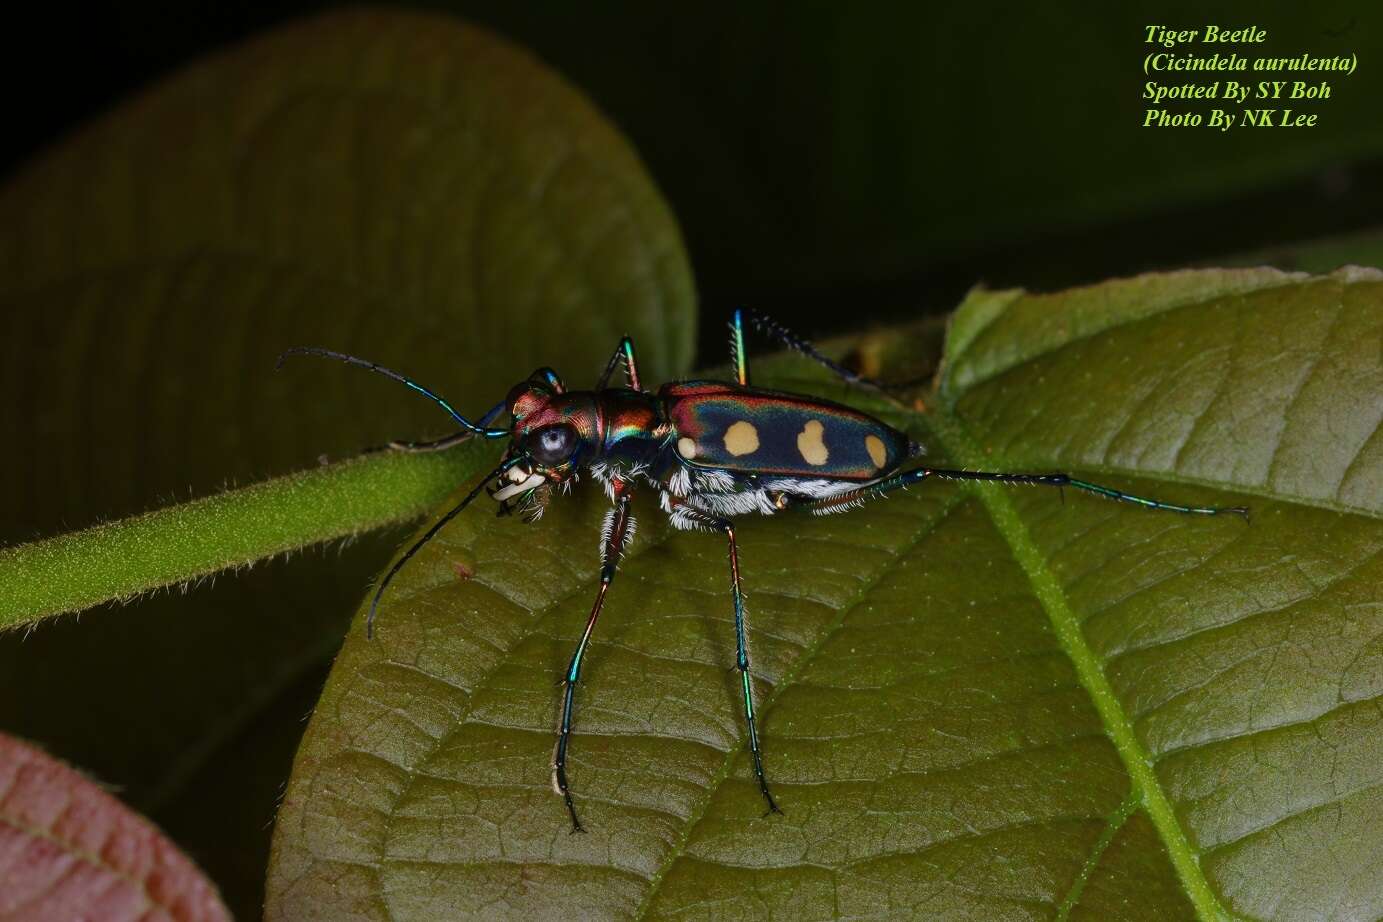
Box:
(277, 347), (509, 438)
(366, 455), (523, 638)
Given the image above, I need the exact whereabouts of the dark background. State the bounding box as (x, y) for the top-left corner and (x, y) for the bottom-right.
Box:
(8, 2), (1383, 363)
(4, 3), (1382, 918)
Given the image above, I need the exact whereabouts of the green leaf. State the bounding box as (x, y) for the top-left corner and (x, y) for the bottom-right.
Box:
(0, 9), (692, 915)
(267, 267), (1383, 919)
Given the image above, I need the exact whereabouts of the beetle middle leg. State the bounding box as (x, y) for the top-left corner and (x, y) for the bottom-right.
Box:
(671, 500), (783, 817)
(595, 335), (643, 392)
(732, 308), (890, 395)
(554, 478), (635, 832)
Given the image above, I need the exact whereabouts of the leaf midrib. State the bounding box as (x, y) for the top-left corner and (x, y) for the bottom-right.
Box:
(926, 407), (1240, 922)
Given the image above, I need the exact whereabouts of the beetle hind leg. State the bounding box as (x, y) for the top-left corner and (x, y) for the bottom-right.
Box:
(727, 520), (783, 816)
(672, 500), (783, 816)
(799, 466), (1249, 519)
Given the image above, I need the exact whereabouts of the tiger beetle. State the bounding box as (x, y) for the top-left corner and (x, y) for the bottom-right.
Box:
(280, 309), (1248, 833)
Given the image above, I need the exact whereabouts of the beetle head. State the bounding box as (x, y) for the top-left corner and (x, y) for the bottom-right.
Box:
(491, 367), (596, 514)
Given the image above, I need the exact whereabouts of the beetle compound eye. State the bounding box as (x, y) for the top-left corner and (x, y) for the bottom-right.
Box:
(530, 424), (576, 464)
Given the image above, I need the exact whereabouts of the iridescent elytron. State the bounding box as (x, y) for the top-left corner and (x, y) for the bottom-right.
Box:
(280, 310), (1247, 832)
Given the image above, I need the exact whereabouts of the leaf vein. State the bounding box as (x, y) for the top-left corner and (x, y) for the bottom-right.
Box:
(631, 493), (968, 919)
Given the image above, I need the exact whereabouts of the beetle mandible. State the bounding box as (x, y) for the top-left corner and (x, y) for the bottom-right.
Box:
(280, 309), (1247, 832)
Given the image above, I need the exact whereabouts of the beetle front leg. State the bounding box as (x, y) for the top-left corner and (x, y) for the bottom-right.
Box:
(382, 431), (473, 453)
(375, 399), (507, 454)
(554, 479), (634, 832)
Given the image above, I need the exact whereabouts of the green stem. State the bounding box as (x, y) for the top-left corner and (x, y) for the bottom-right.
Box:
(0, 443), (498, 632)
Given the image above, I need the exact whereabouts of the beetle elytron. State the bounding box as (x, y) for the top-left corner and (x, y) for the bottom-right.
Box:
(281, 310), (1246, 831)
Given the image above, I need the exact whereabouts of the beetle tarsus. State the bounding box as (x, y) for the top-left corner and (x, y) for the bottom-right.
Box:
(565, 796), (586, 834)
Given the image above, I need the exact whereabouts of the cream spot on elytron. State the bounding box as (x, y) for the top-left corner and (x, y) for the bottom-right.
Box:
(677, 437), (697, 459)
(723, 421), (760, 456)
(797, 420), (829, 465)
(865, 434), (887, 469)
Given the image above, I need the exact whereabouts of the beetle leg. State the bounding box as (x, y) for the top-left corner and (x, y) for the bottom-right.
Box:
(736, 309), (891, 395)
(670, 501), (783, 817)
(595, 336), (643, 392)
(554, 479), (634, 832)
(730, 309), (751, 385)
(802, 466), (1249, 519)
(364, 456), (524, 638)
(381, 431), (474, 453)
(375, 400), (508, 453)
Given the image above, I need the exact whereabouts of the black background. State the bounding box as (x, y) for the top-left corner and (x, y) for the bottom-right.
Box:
(7, 2), (1383, 363)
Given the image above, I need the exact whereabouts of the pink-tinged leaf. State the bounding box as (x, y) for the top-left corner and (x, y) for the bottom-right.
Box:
(0, 733), (229, 922)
